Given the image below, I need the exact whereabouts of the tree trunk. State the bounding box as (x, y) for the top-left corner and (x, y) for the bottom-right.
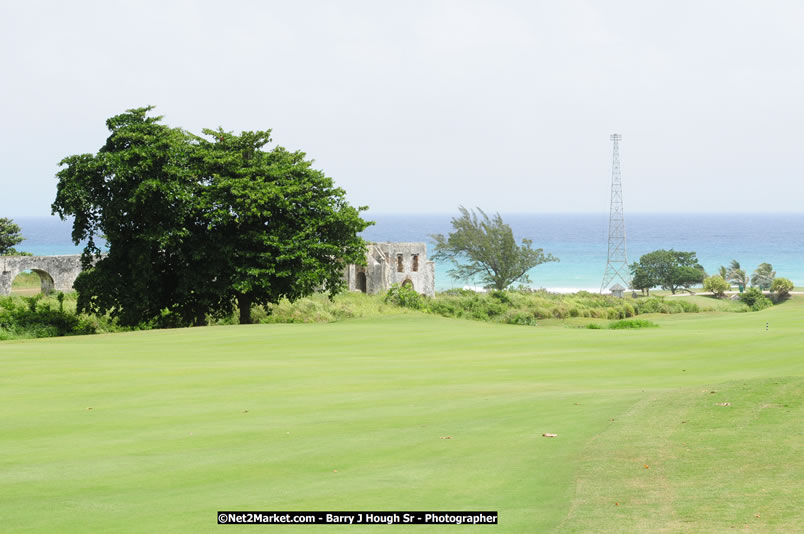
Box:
(193, 310), (206, 327)
(237, 293), (252, 324)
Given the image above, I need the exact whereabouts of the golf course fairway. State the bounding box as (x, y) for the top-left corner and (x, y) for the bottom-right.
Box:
(1, 299), (802, 533)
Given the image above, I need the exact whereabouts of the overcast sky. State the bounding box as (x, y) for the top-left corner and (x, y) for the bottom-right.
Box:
(1, 0), (803, 217)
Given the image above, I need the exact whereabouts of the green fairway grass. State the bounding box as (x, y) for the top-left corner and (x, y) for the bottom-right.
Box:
(1, 299), (802, 532)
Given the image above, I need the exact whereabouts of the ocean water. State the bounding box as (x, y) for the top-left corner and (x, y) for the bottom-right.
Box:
(11, 214), (804, 291)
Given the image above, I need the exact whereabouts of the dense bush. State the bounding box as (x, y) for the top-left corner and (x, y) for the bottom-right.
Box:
(383, 289), (705, 326)
(384, 284), (426, 310)
(633, 297), (699, 314)
(739, 287), (773, 311)
(0, 295), (98, 340)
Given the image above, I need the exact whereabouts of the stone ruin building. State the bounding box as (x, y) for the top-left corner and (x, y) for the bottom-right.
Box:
(344, 242), (435, 297)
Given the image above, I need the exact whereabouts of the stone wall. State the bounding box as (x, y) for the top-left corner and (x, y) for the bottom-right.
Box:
(0, 255), (83, 296)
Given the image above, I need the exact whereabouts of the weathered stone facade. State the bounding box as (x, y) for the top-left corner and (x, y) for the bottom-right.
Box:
(344, 242), (435, 297)
(0, 255), (83, 296)
(1, 244), (437, 298)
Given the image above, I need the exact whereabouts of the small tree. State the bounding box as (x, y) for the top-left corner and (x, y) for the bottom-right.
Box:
(431, 207), (558, 291)
(631, 263), (657, 296)
(770, 277), (793, 300)
(703, 275), (731, 298)
(629, 249), (705, 295)
(0, 217), (25, 255)
(751, 262), (775, 289)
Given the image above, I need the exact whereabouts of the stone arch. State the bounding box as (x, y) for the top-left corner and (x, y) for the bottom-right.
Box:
(356, 272), (367, 293)
(26, 269), (56, 294)
(0, 255), (83, 296)
(401, 278), (414, 291)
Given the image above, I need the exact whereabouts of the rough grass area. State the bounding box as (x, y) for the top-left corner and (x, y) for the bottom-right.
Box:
(671, 295), (750, 313)
(10, 270), (40, 289)
(608, 319), (658, 329)
(0, 288), (763, 342)
(220, 291), (417, 324)
(560, 377), (803, 533)
(0, 293), (122, 340)
(1, 297), (802, 532)
(245, 289), (710, 328)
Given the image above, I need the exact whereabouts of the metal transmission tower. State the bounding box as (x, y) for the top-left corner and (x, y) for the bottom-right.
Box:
(600, 133), (632, 293)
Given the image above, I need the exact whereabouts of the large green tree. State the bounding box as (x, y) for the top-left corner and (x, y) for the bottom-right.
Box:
(0, 217), (25, 255)
(53, 107), (211, 326)
(52, 107), (370, 326)
(629, 249), (705, 295)
(430, 206), (558, 291)
(191, 127), (371, 324)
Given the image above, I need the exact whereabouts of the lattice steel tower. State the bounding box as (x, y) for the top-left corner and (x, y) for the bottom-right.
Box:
(600, 133), (631, 293)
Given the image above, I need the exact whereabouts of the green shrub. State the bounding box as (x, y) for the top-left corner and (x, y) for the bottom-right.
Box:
(384, 284), (426, 310)
(0, 295), (97, 338)
(675, 300), (700, 313)
(586, 323), (603, 329)
(739, 287), (772, 311)
(501, 310), (537, 326)
(635, 297), (664, 314)
(608, 319), (658, 329)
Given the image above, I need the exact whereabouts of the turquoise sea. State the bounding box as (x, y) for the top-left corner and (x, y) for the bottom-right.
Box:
(12, 214), (804, 291)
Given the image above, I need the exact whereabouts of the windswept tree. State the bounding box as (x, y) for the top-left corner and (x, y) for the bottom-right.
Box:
(770, 277), (793, 300)
(53, 106), (370, 326)
(629, 249), (705, 295)
(727, 260), (749, 291)
(0, 217), (25, 255)
(751, 262), (775, 290)
(430, 206), (558, 291)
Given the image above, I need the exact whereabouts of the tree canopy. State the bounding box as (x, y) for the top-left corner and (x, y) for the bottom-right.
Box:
(52, 107), (370, 326)
(430, 206), (558, 291)
(726, 260), (749, 291)
(0, 217), (25, 255)
(629, 249), (705, 295)
(770, 277), (793, 299)
(751, 262), (775, 290)
(703, 275), (731, 298)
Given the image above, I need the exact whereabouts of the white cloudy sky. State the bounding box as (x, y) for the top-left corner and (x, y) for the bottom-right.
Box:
(1, 0), (803, 216)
